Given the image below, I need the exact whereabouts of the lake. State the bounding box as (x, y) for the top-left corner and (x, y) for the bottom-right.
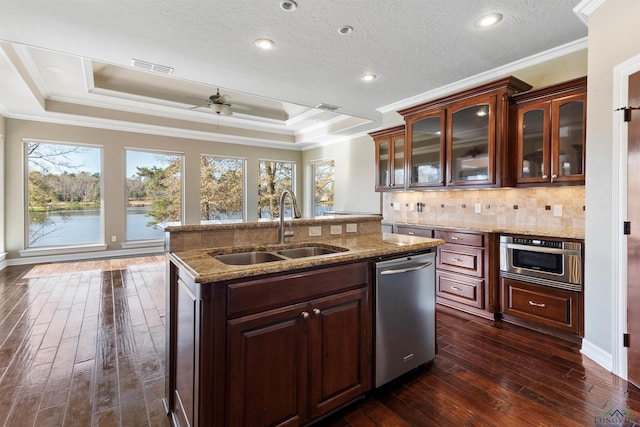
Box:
(29, 207), (164, 247)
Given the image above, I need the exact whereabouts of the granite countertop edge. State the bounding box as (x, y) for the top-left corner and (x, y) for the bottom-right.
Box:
(170, 233), (443, 283)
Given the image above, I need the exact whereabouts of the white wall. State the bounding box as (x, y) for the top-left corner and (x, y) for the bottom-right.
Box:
(302, 134), (381, 215)
(583, 0), (640, 370)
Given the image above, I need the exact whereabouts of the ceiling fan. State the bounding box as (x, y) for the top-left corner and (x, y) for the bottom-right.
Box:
(190, 88), (233, 116)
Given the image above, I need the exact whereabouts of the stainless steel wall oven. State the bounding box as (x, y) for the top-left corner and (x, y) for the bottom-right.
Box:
(499, 235), (582, 291)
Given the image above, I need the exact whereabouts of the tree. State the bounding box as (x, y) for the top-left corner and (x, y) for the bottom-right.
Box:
(135, 160), (182, 226)
(200, 157), (243, 221)
(258, 161), (293, 218)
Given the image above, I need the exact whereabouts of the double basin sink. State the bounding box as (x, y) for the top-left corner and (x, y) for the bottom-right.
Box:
(213, 244), (349, 265)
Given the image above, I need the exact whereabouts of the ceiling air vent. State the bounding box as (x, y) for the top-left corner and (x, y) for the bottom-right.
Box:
(131, 59), (174, 75)
(316, 103), (341, 112)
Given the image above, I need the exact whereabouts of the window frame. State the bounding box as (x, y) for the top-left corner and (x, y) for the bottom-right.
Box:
(23, 138), (104, 249)
(310, 158), (335, 217)
(257, 159), (296, 219)
(199, 154), (247, 223)
(124, 148), (185, 242)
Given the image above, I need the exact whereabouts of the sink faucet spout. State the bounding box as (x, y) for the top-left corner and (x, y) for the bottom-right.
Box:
(279, 189), (302, 244)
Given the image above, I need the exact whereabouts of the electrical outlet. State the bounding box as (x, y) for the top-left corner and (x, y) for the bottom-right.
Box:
(330, 225), (342, 235)
(308, 226), (322, 237)
(553, 205), (563, 217)
(409, 203), (415, 212)
(393, 203), (400, 211)
(346, 223), (357, 233)
(475, 203), (481, 213)
(111, 235), (117, 242)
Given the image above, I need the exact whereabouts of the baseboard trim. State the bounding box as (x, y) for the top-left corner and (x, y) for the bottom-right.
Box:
(6, 246), (164, 266)
(581, 338), (613, 372)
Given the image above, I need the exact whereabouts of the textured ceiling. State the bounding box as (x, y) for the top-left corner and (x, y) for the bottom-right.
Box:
(0, 0), (588, 146)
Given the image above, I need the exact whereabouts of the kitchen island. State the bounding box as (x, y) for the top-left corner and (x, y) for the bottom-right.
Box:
(165, 229), (443, 427)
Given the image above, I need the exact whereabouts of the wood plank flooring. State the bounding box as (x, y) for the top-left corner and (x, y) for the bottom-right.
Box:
(1, 256), (639, 426)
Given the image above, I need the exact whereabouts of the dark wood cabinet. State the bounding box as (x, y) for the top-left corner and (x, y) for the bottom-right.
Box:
(511, 76), (587, 186)
(166, 259), (372, 427)
(400, 77), (531, 189)
(369, 125), (406, 191)
(394, 224), (434, 238)
(433, 229), (499, 319)
(501, 276), (583, 340)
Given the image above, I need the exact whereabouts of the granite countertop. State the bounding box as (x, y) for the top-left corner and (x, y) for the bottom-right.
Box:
(170, 233), (444, 283)
(391, 222), (584, 240)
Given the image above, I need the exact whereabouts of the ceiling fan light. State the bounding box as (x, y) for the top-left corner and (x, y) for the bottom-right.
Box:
(211, 104), (232, 116)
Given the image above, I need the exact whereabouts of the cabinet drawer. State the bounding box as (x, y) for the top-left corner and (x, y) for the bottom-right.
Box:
(437, 244), (483, 277)
(227, 262), (369, 317)
(502, 278), (579, 333)
(435, 230), (484, 247)
(395, 225), (434, 238)
(436, 271), (483, 308)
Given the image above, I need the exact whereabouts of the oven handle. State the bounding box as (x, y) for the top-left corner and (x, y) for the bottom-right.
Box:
(504, 243), (581, 256)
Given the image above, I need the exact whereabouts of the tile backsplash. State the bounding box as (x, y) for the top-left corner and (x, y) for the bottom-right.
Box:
(383, 186), (585, 233)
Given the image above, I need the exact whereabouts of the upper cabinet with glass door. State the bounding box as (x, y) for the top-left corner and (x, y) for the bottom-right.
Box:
(369, 125), (406, 191)
(511, 77), (586, 186)
(400, 77), (531, 189)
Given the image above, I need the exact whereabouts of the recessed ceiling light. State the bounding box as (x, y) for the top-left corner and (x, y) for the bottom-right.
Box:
(361, 73), (377, 82)
(338, 26), (353, 35)
(280, 0), (297, 11)
(474, 12), (503, 28)
(254, 38), (275, 50)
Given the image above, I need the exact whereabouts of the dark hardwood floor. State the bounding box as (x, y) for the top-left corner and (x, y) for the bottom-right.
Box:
(1, 256), (639, 426)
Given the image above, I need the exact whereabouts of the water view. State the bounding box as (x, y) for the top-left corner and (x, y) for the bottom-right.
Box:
(29, 207), (164, 247)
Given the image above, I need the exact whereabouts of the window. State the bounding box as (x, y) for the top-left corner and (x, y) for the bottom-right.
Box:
(258, 160), (294, 218)
(312, 159), (335, 216)
(26, 141), (102, 247)
(200, 155), (245, 223)
(126, 149), (183, 241)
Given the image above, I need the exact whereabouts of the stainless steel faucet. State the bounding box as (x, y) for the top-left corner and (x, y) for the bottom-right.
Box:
(279, 189), (302, 244)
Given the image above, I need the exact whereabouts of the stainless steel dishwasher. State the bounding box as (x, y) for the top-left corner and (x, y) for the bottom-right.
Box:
(374, 251), (436, 387)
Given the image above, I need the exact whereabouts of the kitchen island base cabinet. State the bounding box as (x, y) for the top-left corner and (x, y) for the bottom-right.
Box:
(227, 288), (369, 426)
(166, 259), (372, 427)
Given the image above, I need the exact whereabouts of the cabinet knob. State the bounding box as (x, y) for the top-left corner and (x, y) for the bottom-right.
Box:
(313, 308), (321, 315)
(301, 311), (310, 319)
(542, 175), (548, 179)
(551, 174), (558, 182)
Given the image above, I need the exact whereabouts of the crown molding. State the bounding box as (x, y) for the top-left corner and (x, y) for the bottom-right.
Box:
(573, 0), (607, 25)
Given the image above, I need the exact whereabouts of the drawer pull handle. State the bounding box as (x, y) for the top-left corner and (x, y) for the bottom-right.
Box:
(528, 301), (546, 308)
(451, 236), (463, 240)
(408, 231), (415, 235)
(451, 286), (463, 292)
(301, 311), (310, 319)
(451, 257), (464, 262)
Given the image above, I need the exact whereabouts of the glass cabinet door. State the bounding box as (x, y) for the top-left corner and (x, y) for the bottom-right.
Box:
(517, 103), (549, 181)
(408, 112), (444, 187)
(393, 135), (405, 187)
(448, 96), (495, 185)
(552, 94), (585, 181)
(376, 140), (390, 188)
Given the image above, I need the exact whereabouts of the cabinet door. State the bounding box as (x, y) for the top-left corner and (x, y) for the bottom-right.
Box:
(447, 95), (496, 186)
(551, 92), (586, 183)
(375, 138), (391, 190)
(308, 288), (370, 419)
(374, 132), (405, 191)
(227, 302), (309, 427)
(407, 110), (445, 187)
(515, 100), (551, 184)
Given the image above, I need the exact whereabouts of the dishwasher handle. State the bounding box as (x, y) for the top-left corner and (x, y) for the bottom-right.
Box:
(379, 261), (433, 275)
